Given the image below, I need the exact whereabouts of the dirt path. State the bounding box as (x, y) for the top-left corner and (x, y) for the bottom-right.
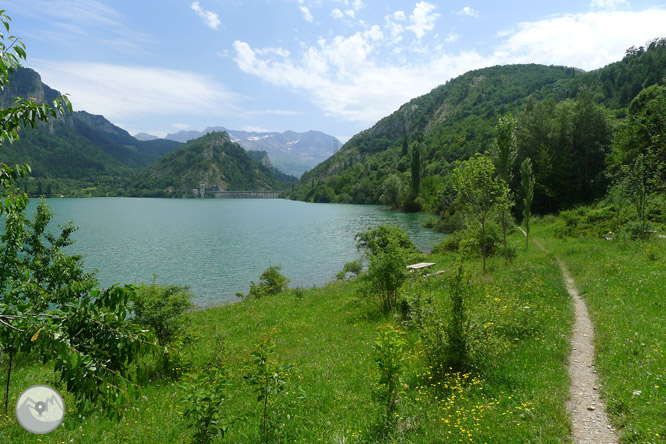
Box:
(520, 227), (617, 443)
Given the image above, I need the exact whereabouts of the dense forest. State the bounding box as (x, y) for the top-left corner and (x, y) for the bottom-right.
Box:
(288, 38), (666, 223)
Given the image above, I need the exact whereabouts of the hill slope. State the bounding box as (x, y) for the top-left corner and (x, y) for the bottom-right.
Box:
(290, 39), (666, 209)
(0, 68), (180, 195)
(128, 132), (297, 197)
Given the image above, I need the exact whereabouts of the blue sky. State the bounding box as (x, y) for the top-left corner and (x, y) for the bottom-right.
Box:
(2, 0), (666, 141)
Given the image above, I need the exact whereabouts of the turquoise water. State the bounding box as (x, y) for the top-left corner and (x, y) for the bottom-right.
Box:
(31, 198), (444, 306)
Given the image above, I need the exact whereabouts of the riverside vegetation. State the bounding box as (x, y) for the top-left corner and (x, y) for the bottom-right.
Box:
(2, 11), (666, 444)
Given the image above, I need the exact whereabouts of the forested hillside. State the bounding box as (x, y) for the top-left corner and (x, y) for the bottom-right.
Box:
(0, 68), (180, 196)
(128, 132), (297, 197)
(289, 39), (666, 218)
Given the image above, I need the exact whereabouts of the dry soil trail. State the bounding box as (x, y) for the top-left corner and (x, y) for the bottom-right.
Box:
(519, 227), (617, 443)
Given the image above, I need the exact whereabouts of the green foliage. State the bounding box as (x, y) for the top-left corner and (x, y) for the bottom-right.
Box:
(521, 157), (535, 248)
(366, 240), (409, 313)
(130, 132), (295, 197)
(133, 281), (194, 347)
(516, 90), (613, 212)
(379, 173), (404, 209)
(133, 281), (194, 378)
(49, 284), (147, 419)
(241, 265), (290, 299)
(494, 113), (517, 263)
(494, 113), (517, 185)
(0, 14), (148, 420)
(181, 364), (230, 444)
(446, 255), (470, 372)
(335, 259), (363, 281)
(245, 338), (295, 440)
(355, 223), (421, 259)
(452, 153), (507, 272)
(356, 225), (420, 312)
(372, 325), (406, 432)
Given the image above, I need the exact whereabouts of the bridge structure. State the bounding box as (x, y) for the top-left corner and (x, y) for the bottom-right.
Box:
(204, 190), (283, 199)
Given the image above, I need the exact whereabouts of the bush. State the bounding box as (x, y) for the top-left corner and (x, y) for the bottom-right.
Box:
(432, 232), (463, 253)
(133, 281), (194, 377)
(245, 338), (295, 440)
(419, 255), (471, 380)
(356, 225), (418, 313)
(355, 224), (421, 261)
(335, 259), (363, 280)
(240, 266), (290, 299)
(372, 325), (406, 432)
(133, 281), (194, 347)
(181, 364), (230, 444)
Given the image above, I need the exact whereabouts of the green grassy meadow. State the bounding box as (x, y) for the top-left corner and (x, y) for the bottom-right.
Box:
(2, 222), (664, 443)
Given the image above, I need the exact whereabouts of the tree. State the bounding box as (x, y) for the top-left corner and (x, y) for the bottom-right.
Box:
(379, 174), (404, 209)
(453, 154), (505, 273)
(493, 113), (517, 264)
(411, 138), (422, 196)
(571, 88), (612, 201)
(520, 158), (535, 249)
(0, 12), (148, 419)
(610, 83), (666, 183)
(356, 225), (420, 313)
(403, 137), (423, 212)
(621, 154), (656, 239)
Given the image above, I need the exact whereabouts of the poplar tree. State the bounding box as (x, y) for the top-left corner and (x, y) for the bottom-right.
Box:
(494, 113), (517, 264)
(520, 158), (535, 249)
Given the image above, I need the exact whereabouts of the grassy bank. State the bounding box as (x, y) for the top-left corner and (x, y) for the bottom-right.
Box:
(534, 222), (666, 443)
(0, 230), (574, 443)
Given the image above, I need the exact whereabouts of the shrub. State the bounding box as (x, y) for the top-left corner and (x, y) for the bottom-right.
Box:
(181, 364), (230, 444)
(245, 338), (294, 440)
(432, 231), (463, 253)
(133, 281), (194, 348)
(419, 254), (471, 380)
(240, 266), (290, 299)
(335, 259), (363, 280)
(367, 241), (409, 313)
(355, 224), (421, 261)
(356, 225), (421, 313)
(133, 281), (194, 378)
(372, 325), (406, 432)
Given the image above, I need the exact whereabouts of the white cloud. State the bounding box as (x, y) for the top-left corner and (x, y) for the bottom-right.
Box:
(445, 32), (460, 43)
(331, 8), (344, 19)
(172, 123), (191, 130)
(456, 6), (479, 18)
(300, 6), (314, 23)
(191, 2), (221, 30)
(496, 9), (666, 70)
(232, 7), (666, 125)
(351, 0), (365, 11)
(242, 126), (271, 133)
(590, 0), (629, 8)
(32, 61), (240, 120)
(393, 11), (406, 21)
(406, 2), (440, 39)
(13, 0), (151, 56)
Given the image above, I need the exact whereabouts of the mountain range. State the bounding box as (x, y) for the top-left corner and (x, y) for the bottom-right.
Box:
(161, 127), (338, 178)
(0, 68), (329, 196)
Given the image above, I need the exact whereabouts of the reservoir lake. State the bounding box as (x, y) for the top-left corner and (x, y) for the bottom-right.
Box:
(32, 198), (445, 306)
